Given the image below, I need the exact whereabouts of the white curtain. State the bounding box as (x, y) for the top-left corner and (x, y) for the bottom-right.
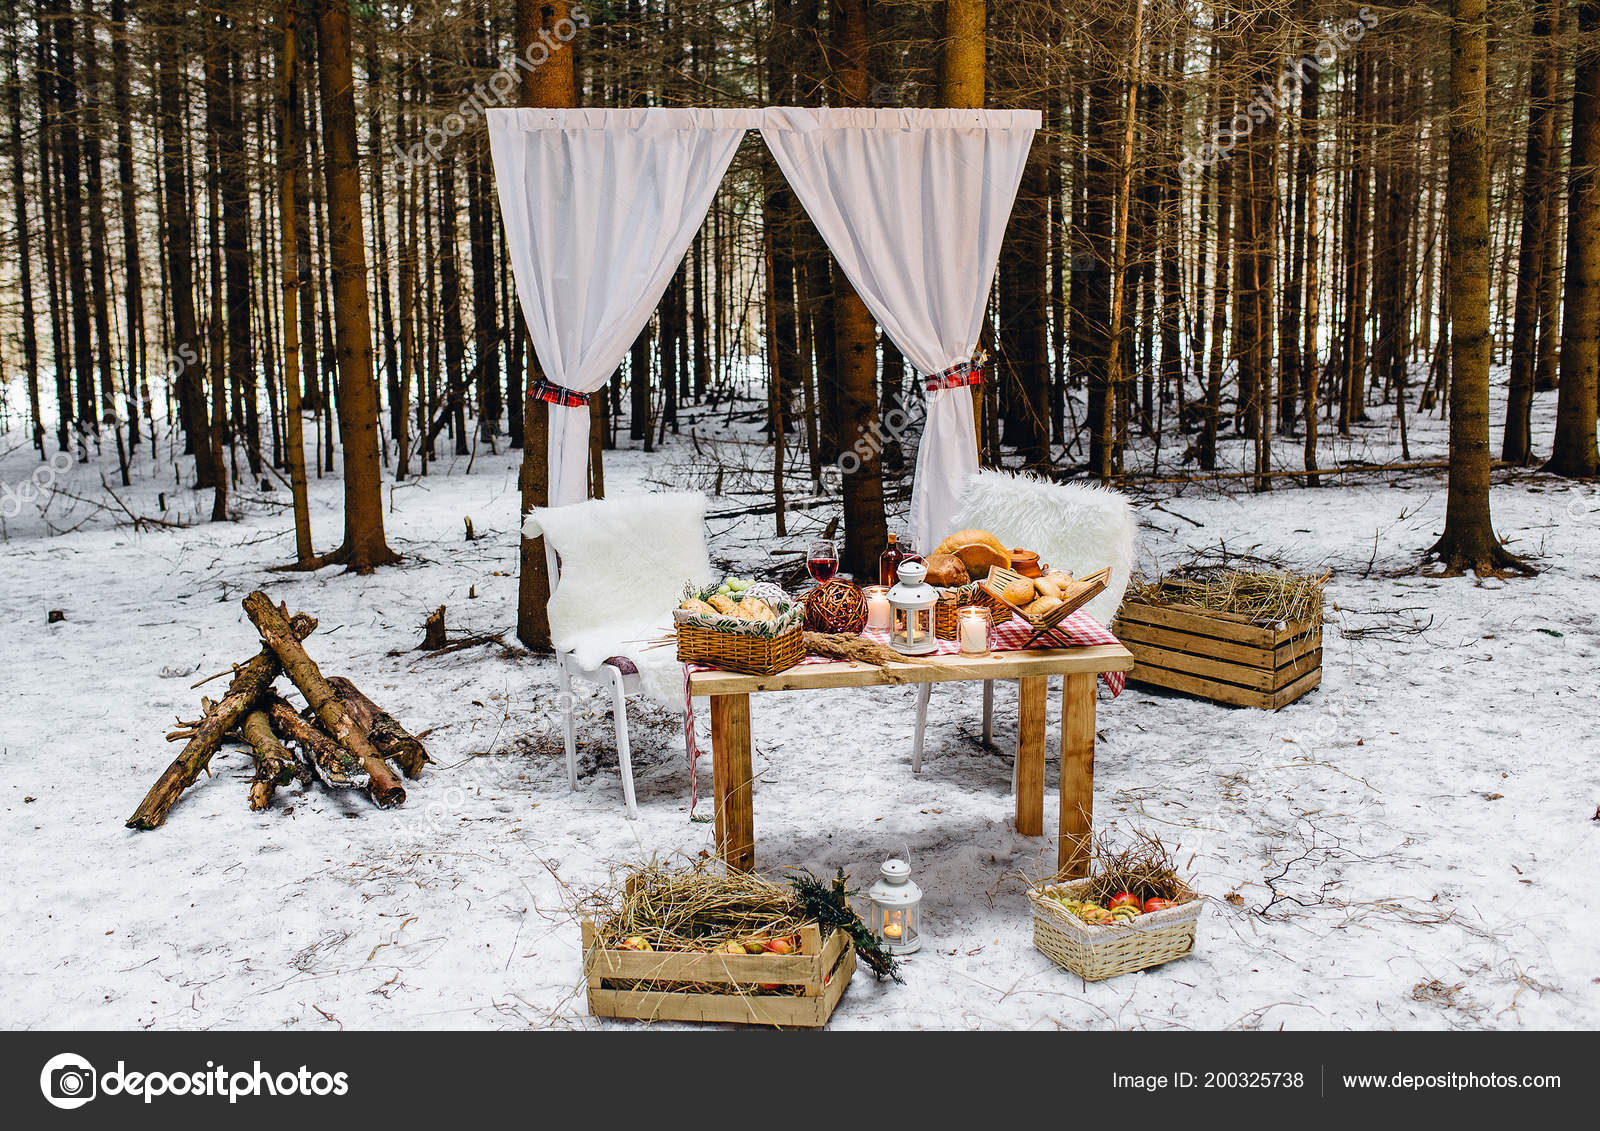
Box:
(759, 107), (1039, 550)
(487, 108), (759, 505)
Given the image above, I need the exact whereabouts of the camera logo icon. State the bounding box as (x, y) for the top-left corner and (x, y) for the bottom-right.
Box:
(40, 1053), (97, 1110)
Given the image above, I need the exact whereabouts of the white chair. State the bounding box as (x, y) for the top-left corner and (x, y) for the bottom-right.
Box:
(524, 492), (713, 817)
(912, 471), (1136, 772)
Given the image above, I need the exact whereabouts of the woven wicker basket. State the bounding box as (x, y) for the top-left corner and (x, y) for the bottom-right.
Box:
(1028, 879), (1202, 981)
(676, 622), (804, 676)
(934, 585), (1009, 639)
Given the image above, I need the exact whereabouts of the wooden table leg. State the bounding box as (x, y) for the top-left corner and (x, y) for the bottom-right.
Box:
(1015, 675), (1047, 836)
(711, 693), (754, 871)
(1058, 672), (1096, 877)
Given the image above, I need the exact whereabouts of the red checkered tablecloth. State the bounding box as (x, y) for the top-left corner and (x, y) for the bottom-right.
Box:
(682, 608), (1124, 814)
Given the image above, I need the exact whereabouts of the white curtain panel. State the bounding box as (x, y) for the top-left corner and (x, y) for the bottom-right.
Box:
(487, 108), (759, 505)
(759, 108), (1040, 550)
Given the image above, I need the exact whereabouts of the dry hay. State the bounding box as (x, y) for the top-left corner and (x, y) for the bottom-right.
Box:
(1128, 565), (1326, 629)
(583, 860), (813, 952)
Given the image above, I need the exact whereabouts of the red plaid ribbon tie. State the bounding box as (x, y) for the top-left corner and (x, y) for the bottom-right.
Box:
(530, 377), (590, 408)
(924, 360), (985, 392)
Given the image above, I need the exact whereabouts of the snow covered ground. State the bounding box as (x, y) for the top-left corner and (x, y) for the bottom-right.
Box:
(2, 382), (1596, 1031)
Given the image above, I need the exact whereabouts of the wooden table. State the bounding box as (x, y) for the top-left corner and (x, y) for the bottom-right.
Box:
(687, 644), (1133, 876)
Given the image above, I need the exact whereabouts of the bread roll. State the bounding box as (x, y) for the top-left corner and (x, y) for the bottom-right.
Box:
(1002, 576), (1037, 605)
(707, 593), (739, 615)
(680, 597), (718, 616)
(1033, 574), (1065, 601)
(1025, 595), (1064, 619)
(735, 597), (776, 622)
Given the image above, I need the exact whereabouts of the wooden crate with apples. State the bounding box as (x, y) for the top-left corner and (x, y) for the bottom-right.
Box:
(1113, 591), (1321, 709)
(580, 920), (856, 1027)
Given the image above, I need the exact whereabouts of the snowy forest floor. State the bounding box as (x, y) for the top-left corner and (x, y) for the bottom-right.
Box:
(2, 378), (1597, 1031)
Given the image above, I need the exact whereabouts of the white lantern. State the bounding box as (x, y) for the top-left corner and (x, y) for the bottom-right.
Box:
(865, 859), (923, 954)
(887, 560), (938, 655)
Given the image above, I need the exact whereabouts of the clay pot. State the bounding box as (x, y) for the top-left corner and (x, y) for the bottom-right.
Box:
(1010, 549), (1042, 578)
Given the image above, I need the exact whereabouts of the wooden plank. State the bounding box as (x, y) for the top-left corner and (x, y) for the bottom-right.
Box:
(711, 693), (755, 872)
(587, 985), (829, 1027)
(1114, 618), (1279, 667)
(1015, 675), (1047, 837)
(1058, 672), (1096, 878)
(1125, 640), (1280, 691)
(1273, 628), (1322, 668)
(1123, 661), (1275, 708)
(587, 947), (822, 985)
(686, 644), (1133, 697)
(1115, 601), (1285, 648)
(1269, 664), (1323, 709)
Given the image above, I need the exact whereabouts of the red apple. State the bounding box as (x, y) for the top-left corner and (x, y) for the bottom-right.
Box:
(1142, 897), (1171, 914)
(763, 936), (796, 955)
(1107, 892), (1140, 912)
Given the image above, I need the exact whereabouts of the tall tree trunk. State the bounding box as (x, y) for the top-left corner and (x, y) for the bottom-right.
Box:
(110, 0), (146, 457)
(1548, 0), (1600, 477)
(50, 0), (95, 458)
(155, 3), (217, 488)
(311, 0), (398, 571)
(942, 0), (984, 455)
(1427, 0), (1528, 574)
(1503, 1), (1560, 463)
(279, 0), (313, 564)
(829, 0), (886, 578)
(515, 0), (578, 652)
(6, 8), (43, 457)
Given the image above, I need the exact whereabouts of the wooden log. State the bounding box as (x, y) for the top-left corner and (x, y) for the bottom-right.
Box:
(327, 676), (431, 778)
(242, 591), (406, 807)
(126, 613), (316, 830)
(262, 692), (357, 787)
(241, 707), (302, 811)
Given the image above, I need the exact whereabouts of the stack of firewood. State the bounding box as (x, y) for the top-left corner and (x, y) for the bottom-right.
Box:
(126, 589), (431, 830)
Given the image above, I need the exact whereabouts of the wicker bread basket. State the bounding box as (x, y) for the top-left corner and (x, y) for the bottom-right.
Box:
(1028, 878), (1202, 981)
(674, 584), (805, 676)
(675, 622), (804, 675)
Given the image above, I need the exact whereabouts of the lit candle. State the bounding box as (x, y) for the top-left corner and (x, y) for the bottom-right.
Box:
(864, 586), (890, 630)
(882, 922), (903, 940)
(958, 606), (989, 655)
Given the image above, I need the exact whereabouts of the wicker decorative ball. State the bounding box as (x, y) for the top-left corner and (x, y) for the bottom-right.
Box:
(803, 579), (868, 634)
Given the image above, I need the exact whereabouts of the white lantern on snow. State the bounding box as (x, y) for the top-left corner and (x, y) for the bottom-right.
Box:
(865, 858), (923, 954)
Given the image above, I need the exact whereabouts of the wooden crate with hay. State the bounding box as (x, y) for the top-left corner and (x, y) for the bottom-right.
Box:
(577, 863), (888, 1028)
(1113, 568), (1325, 709)
(581, 919), (856, 1027)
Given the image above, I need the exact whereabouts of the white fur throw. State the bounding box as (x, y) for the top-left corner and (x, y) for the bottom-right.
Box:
(951, 470), (1135, 625)
(523, 492), (713, 706)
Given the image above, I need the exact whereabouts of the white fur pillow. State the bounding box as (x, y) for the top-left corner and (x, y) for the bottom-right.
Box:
(950, 470), (1135, 625)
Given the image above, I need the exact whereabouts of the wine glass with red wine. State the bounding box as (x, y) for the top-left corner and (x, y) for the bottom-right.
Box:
(807, 539), (839, 585)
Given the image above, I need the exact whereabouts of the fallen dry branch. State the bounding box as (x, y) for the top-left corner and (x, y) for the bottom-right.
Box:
(127, 613), (316, 830)
(262, 692), (358, 787)
(243, 591), (406, 808)
(241, 707), (304, 811)
(328, 676), (432, 778)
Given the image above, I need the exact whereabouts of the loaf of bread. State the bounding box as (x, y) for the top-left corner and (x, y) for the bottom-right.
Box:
(707, 593), (740, 615)
(932, 528), (1011, 578)
(924, 553), (971, 587)
(680, 597), (719, 616)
